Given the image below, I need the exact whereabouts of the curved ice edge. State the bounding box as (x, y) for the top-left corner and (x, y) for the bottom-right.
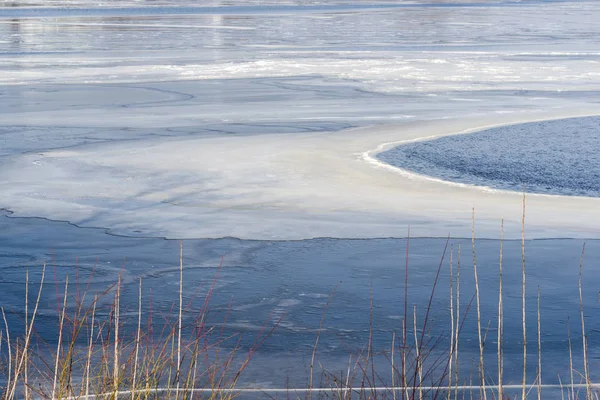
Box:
(361, 114), (600, 200)
(4, 208), (584, 242)
(3, 111), (600, 242)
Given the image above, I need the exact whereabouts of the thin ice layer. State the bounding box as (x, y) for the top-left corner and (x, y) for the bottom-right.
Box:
(2, 110), (600, 240)
(1, 1), (600, 240)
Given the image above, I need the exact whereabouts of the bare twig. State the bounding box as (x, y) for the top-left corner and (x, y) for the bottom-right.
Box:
(52, 276), (69, 400)
(472, 209), (486, 400)
(521, 192), (527, 400)
(309, 283), (340, 398)
(578, 243), (590, 400)
(455, 244), (461, 400)
(403, 227), (410, 400)
(113, 274), (121, 396)
(85, 295), (97, 400)
(537, 286), (542, 400)
(498, 220), (504, 400)
(567, 317), (575, 400)
(449, 246), (454, 400)
(2, 307), (13, 399)
(132, 278), (143, 400)
(414, 305), (422, 400)
(176, 241), (183, 399)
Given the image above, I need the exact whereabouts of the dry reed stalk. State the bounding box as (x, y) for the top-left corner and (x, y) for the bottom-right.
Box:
(345, 355), (352, 399)
(52, 276), (69, 400)
(369, 282), (376, 399)
(113, 274), (121, 397)
(567, 317), (575, 400)
(0, 331), (3, 390)
(167, 323), (175, 398)
(455, 245), (461, 400)
(449, 246), (454, 400)
(6, 263), (46, 400)
(415, 236), (449, 382)
(309, 283), (339, 398)
(175, 241), (183, 400)
(498, 220), (504, 400)
(402, 318), (408, 400)
(132, 278), (143, 400)
(403, 227), (410, 400)
(469, 365), (473, 400)
(2, 307), (13, 399)
(521, 192), (527, 400)
(85, 295), (97, 400)
(578, 244), (590, 400)
(24, 269), (29, 400)
(471, 209), (486, 400)
(413, 305), (423, 400)
(537, 286), (542, 400)
(392, 333), (397, 400)
(189, 310), (204, 394)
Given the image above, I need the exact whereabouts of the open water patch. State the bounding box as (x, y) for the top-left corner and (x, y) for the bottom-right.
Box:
(377, 116), (600, 197)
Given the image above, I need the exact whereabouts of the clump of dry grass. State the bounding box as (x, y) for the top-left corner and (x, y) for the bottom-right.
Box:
(0, 246), (277, 400)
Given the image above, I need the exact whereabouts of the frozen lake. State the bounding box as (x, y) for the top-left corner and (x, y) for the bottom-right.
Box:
(1, 0), (600, 394)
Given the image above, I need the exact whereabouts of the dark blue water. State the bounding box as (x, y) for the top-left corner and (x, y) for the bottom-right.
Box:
(1, 209), (600, 389)
(378, 116), (600, 197)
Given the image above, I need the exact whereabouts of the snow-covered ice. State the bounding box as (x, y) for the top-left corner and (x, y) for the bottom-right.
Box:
(1, 0), (600, 240)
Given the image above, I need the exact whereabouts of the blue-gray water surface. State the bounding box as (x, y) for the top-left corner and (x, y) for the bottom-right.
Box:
(378, 116), (600, 197)
(2, 1), (600, 397)
(1, 210), (599, 391)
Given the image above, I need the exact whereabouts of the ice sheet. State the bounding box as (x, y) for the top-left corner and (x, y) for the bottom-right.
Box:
(1, 1), (600, 240)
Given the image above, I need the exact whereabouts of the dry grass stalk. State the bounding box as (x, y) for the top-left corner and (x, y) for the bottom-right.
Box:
(521, 191), (527, 400)
(448, 246), (454, 400)
(498, 220), (504, 400)
(391, 333), (396, 400)
(52, 276), (69, 400)
(132, 278), (142, 400)
(345, 355), (352, 399)
(368, 282), (376, 399)
(2, 307), (13, 398)
(113, 274), (121, 398)
(402, 318), (407, 400)
(309, 283), (339, 398)
(454, 244), (461, 400)
(176, 241), (183, 400)
(6, 264), (46, 400)
(471, 209), (486, 400)
(413, 305), (423, 400)
(537, 286), (542, 400)
(402, 227), (410, 400)
(85, 295), (97, 400)
(24, 270), (28, 400)
(578, 244), (590, 400)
